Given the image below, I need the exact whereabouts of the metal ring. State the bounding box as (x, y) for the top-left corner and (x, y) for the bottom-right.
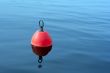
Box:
(39, 20), (44, 28)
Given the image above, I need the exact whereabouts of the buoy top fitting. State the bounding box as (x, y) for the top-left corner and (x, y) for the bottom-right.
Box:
(39, 20), (44, 32)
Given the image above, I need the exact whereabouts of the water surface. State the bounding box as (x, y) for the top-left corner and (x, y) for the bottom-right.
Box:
(0, 0), (110, 73)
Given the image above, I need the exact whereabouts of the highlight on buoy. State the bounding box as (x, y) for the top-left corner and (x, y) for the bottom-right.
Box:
(31, 20), (52, 64)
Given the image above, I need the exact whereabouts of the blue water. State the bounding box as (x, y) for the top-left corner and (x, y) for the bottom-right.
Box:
(0, 0), (110, 73)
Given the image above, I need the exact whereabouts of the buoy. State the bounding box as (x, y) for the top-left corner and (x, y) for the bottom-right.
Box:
(31, 20), (52, 63)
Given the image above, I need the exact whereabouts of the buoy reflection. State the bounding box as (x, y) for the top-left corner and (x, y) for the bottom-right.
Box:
(31, 45), (52, 68)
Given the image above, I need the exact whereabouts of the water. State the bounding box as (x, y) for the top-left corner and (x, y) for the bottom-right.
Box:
(0, 0), (110, 73)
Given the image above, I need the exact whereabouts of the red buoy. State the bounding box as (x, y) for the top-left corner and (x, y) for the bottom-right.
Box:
(31, 20), (52, 63)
